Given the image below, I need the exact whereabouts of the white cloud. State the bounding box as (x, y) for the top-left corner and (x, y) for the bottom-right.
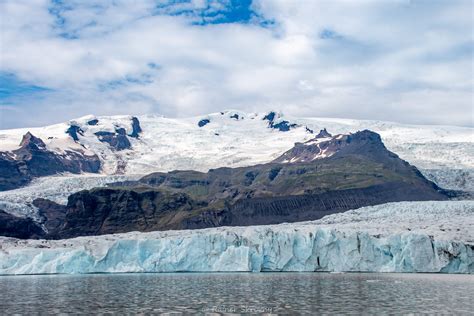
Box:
(0, 0), (472, 128)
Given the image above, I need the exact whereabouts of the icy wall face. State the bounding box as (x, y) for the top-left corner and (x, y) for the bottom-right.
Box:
(1, 201), (473, 275)
(0, 228), (471, 275)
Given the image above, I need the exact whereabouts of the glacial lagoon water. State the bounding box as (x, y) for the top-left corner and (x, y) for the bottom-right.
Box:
(0, 273), (473, 314)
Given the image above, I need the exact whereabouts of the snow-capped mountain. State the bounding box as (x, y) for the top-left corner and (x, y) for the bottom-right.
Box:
(0, 132), (101, 190)
(0, 110), (472, 222)
(0, 111), (472, 275)
(0, 110), (472, 190)
(273, 129), (393, 163)
(1, 128), (451, 239)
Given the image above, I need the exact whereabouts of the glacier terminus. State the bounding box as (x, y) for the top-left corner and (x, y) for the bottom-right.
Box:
(1, 201), (472, 275)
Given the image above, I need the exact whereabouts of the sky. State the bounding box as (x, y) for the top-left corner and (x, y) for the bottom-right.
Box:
(0, 0), (473, 129)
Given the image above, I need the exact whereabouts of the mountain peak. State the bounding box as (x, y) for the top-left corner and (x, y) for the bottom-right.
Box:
(273, 129), (388, 163)
(19, 132), (46, 149)
(315, 128), (332, 138)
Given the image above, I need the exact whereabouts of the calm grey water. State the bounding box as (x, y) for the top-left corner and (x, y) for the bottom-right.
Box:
(0, 273), (473, 315)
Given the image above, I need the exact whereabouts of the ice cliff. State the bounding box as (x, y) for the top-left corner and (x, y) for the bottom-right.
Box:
(0, 201), (472, 275)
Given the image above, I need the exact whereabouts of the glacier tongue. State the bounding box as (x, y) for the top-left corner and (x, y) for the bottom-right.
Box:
(0, 201), (473, 275)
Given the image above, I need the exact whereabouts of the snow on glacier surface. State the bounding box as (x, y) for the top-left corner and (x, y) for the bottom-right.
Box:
(0, 174), (141, 219)
(0, 110), (472, 174)
(421, 168), (474, 192)
(0, 201), (472, 275)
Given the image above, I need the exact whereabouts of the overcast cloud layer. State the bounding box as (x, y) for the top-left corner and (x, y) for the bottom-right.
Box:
(0, 0), (473, 129)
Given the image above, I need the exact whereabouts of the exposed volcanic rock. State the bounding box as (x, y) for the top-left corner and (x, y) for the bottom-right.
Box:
(56, 188), (207, 238)
(66, 125), (84, 141)
(0, 199), (68, 239)
(18, 129), (449, 239)
(184, 182), (440, 228)
(198, 119), (210, 127)
(315, 128), (332, 138)
(0, 152), (30, 190)
(0, 198), (68, 239)
(262, 111), (299, 132)
(19, 132), (46, 148)
(87, 119), (99, 126)
(94, 128), (131, 150)
(0, 132), (101, 191)
(33, 198), (67, 234)
(263, 111), (277, 122)
(271, 121), (298, 132)
(274, 129), (392, 163)
(69, 116), (141, 151)
(129, 116), (142, 138)
(0, 210), (44, 239)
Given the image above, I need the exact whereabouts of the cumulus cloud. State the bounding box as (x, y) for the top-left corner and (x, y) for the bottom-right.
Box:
(0, 0), (472, 128)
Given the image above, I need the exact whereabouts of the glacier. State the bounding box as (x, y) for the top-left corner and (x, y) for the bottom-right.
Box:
(0, 111), (472, 190)
(0, 174), (142, 220)
(0, 201), (472, 275)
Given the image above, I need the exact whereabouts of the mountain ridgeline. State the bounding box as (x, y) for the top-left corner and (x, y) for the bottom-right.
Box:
(0, 132), (101, 191)
(3, 129), (449, 239)
(0, 116), (143, 191)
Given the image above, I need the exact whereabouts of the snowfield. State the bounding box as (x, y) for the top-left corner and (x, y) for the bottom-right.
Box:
(0, 110), (472, 184)
(0, 201), (472, 275)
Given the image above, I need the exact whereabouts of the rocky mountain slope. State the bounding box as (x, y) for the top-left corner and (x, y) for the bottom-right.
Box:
(0, 132), (100, 190)
(1, 129), (449, 239)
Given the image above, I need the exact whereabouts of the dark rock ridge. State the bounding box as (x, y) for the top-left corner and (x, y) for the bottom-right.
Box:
(75, 116), (141, 148)
(262, 111), (299, 132)
(263, 111), (277, 122)
(0, 199), (67, 239)
(305, 127), (314, 134)
(315, 128), (332, 138)
(95, 128), (131, 150)
(271, 121), (298, 132)
(6, 129), (451, 239)
(1, 117), (140, 188)
(56, 189), (207, 238)
(198, 119), (210, 127)
(87, 119), (99, 126)
(66, 125), (84, 141)
(184, 182), (438, 228)
(33, 198), (67, 233)
(0, 210), (45, 239)
(129, 116), (142, 138)
(0, 132), (101, 191)
(274, 129), (387, 164)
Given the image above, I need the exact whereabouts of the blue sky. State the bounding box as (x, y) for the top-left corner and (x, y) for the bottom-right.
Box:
(0, 72), (50, 99)
(0, 0), (472, 128)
